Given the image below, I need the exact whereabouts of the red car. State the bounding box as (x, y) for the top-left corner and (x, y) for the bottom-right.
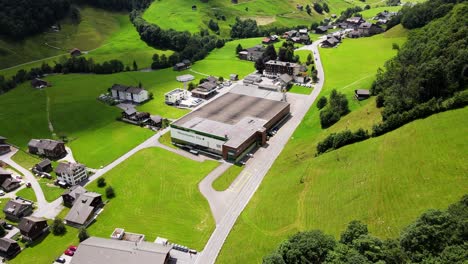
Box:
(64, 249), (74, 256)
(68, 245), (77, 252)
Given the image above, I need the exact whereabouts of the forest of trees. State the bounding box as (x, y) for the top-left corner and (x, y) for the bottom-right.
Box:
(130, 10), (224, 64)
(263, 195), (468, 264)
(74, 0), (154, 11)
(372, 2), (467, 121)
(0, 0), (71, 38)
(0, 0), (154, 38)
(230, 17), (261, 38)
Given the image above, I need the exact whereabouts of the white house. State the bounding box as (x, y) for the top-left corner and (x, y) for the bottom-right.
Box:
(165, 88), (190, 105)
(110, 84), (149, 103)
(55, 162), (88, 186)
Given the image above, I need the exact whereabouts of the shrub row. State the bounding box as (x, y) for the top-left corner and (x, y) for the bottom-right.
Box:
(316, 129), (370, 155)
(372, 90), (468, 137)
(0, 56), (126, 94)
(316, 91), (467, 155)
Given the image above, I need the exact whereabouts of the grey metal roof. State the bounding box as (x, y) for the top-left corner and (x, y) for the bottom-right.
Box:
(355, 89), (370, 95)
(173, 93), (289, 140)
(71, 237), (171, 264)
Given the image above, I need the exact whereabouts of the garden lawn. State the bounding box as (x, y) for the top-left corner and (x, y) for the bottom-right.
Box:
(289, 85), (313, 95)
(212, 165), (244, 191)
(159, 132), (177, 149)
(16, 187), (35, 202)
(86, 147), (219, 250)
(10, 227), (79, 264)
(10, 151), (42, 170)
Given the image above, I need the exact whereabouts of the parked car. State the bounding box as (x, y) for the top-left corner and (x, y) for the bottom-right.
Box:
(0, 190), (5, 196)
(3, 223), (13, 230)
(64, 249), (74, 256)
(68, 245), (77, 251)
(26, 182), (32, 188)
(55, 257), (66, 263)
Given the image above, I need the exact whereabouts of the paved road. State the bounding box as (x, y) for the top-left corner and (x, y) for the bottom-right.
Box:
(194, 39), (325, 264)
(0, 149), (49, 209)
(198, 162), (233, 223)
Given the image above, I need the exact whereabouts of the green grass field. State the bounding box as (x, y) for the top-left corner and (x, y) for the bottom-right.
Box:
(191, 37), (289, 78)
(212, 165), (244, 191)
(143, 0), (324, 37)
(0, 67), (210, 168)
(0, 6), (169, 77)
(215, 26), (454, 264)
(218, 107), (468, 264)
(0, 7), (121, 69)
(10, 227), (79, 264)
(86, 147), (219, 250)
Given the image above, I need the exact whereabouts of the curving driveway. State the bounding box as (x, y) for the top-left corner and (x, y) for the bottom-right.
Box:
(0, 149), (49, 209)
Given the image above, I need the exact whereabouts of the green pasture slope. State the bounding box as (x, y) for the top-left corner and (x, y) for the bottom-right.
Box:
(0, 67), (213, 168)
(143, 0), (325, 36)
(0, 7), (121, 69)
(85, 148), (219, 250)
(217, 26), (466, 263)
(0, 6), (170, 76)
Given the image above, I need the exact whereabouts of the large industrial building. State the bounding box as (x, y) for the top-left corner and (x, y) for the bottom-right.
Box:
(170, 92), (290, 162)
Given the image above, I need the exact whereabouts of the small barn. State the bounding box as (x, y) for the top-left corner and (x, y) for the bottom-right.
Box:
(355, 89), (370, 100)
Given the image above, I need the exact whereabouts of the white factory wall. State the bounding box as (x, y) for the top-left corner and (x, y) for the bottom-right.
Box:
(170, 127), (225, 152)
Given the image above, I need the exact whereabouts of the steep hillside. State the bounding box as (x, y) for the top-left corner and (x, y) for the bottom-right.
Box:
(216, 25), (467, 263)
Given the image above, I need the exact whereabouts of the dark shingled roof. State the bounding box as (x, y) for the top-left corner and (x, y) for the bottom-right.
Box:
(3, 198), (33, 216)
(62, 185), (87, 200)
(18, 216), (47, 233)
(65, 192), (101, 225)
(0, 238), (17, 252)
(55, 162), (86, 175)
(28, 139), (63, 151)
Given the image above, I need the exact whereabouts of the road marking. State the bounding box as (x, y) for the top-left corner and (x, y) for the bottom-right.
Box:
(229, 171), (253, 192)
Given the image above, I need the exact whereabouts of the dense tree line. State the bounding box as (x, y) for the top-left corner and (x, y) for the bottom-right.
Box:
(264, 195), (468, 264)
(254, 42), (300, 73)
(130, 10), (224, 65)
(0, 0), (71, 38)
(74, 0), (154, 11)
(319, 90), (350, 128)
(315, 90), (467, 154)
(372, 3), (468, 121)
(230, 17), (261, 38)
(337, 6), (363, 22)
(372, 91), (468, 136)
(399, 0), (465, 29)
(0, 57), (126, 94)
